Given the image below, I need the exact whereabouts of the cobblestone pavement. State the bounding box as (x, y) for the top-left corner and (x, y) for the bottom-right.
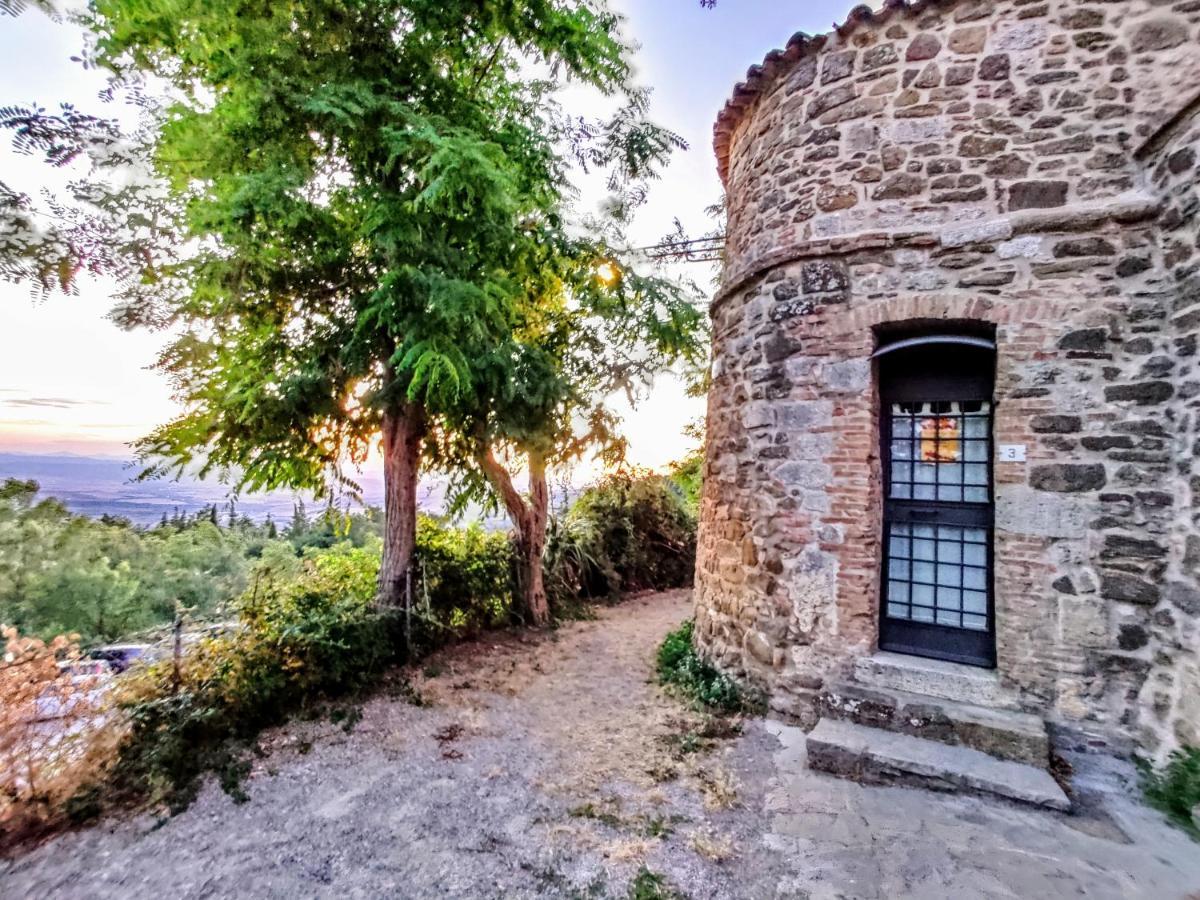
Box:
(4, 590), (1199, 899)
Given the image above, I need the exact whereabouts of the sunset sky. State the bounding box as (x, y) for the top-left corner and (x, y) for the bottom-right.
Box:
(0, 1), (849, 473)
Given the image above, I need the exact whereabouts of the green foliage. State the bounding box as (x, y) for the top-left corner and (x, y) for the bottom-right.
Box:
(114, 542), (400, 811)
(628, 866), (684, 900)
(0, 480), (243, 642)
(667, 421), (705, 516)
(82, 0), (692, 504)
(564, 471), (697, 598)
(1140, 747), (1200, 839)
(656, 620), (759, 716)
(3, 472), (702, 817)
(542, 511), (605, 616)
(0, 478), (387, 645)
(0, 473), (697, 646)
(111, 519), (515, 809)
(0, 98), (157, 294)
(668, 448), (704, 516)
(412, 515), (517, 640)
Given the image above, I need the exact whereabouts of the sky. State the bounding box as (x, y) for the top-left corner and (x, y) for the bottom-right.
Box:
(0, 0), (851, 475)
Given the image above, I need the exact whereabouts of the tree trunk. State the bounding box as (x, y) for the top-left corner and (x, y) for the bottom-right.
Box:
(524, 451), (550, 627)
(377, 402), (426, 608)
(478, 447), (551, 627)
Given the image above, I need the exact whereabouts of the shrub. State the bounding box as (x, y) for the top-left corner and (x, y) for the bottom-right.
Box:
(112, 526), (516, 811)
(112, 542), (401, 811)
(2, 476), (696, 831)
(1141, 746), (1200, 839)
(668, 446), (704, 516)
(0, 627), (123, 847)
(563, 470), (696, 599)
(656, 619), (760, 716)
(542, 513), (604, 618)
(412, 515), (517, 640)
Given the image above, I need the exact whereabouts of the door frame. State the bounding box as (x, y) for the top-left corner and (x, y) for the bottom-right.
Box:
(876, 339), (998, 669)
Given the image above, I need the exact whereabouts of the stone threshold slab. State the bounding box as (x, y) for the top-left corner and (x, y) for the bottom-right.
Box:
(853, 651), (1023, 711)
(819, 679), (1050, 767)
(806, 718), (1071, 812)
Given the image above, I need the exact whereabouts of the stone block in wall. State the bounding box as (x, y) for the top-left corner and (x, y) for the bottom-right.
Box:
(1060, 596), (1110, 649)
(1166, 582), (1200, 617)
(997, 485), (1089, 538)
(1104, 382), (1175, 405)
(773, 461), (833, 490)
(1008, 181), (1069, 210)
(947, 25), (987, 54)
(907, 34), (941, 62)
(800, 260), (849, 294)
(1029, 464), (1107, 493)
(1030, 415), (1081, 434)
(822, 359), (870, 394)
(1057, 328), (1108, 353)
(1099, 572), (1161, 606)
(1100, 533), (1168, 562)
(1130, 18), (1190, 53)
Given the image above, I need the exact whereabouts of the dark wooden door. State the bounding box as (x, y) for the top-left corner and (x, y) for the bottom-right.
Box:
(879, 344), (996, 668)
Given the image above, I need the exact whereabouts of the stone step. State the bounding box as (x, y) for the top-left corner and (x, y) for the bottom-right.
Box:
(853, 651), (1021, 711)
(806, 718), (1071, 812)
(817, 680), (1050, 767)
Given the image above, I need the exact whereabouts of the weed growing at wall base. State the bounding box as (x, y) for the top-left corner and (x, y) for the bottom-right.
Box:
(1140, 747), (1200, 840)
(656, 619), (762, 716)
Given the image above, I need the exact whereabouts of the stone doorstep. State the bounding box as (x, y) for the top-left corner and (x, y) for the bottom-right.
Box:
(806, 718), (1072, 813)
(818, 680), (1050, 768)
(852, 651), (1023, 711)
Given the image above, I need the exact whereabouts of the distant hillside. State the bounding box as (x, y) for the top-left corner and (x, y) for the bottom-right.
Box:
(0, 452), (418, 525)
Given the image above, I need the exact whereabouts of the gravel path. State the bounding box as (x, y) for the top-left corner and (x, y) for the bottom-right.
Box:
(4, 589), (1199, 899)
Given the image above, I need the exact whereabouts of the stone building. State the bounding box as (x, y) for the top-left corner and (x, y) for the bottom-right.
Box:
(695, 0), (1200, 797)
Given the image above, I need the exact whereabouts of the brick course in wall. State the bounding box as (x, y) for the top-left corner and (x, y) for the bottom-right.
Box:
(697, 0), (1200, 760)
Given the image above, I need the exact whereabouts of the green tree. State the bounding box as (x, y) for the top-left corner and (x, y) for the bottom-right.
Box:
(22, 520), (149, 641)
(668, 419), (705, 515)
(0, 480), (72, 630)
(141, 523), (251, 620)
(0, 0), (169, 297)
(436, 228), (706, 623)
(87, 0), (673, 608)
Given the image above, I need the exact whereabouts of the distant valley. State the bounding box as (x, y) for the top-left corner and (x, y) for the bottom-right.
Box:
(0, 451), (442, 525)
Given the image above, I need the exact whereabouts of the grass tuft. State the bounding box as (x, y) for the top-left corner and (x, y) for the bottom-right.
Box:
(628, 865), (685, 900)
(1139, 746), (1200, 840)
(655, 620), (763, 715)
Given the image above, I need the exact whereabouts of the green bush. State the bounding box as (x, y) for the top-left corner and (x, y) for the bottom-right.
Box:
(656, 619), (759, 716)
(1141, 746), (1200, 839)
(561, 471), (696, 600)
(412, 515), (518, 640)
(113, 541), (402, 810)
(112, 523), (517, 810)
(543, 513), (604, 618)
(21, 466), (704, 820)
(668, 446), (703, 516)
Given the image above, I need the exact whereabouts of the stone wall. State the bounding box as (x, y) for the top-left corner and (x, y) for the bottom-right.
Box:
(697, 0), (1200, 760)
(1138, 100), (1200, 752)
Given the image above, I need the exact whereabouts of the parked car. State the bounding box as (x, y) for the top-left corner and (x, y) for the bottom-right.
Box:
(56, 659), (113, 678)
(88, 643), (152, 673)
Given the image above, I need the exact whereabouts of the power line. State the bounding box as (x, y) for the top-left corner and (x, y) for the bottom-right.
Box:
(633, 234), (726, 263)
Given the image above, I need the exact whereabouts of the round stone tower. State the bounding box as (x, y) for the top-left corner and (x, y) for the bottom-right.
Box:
(696, 0), (1200, 760)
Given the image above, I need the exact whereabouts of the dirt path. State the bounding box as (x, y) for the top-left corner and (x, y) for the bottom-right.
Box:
(4, 590), (1200, 899)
